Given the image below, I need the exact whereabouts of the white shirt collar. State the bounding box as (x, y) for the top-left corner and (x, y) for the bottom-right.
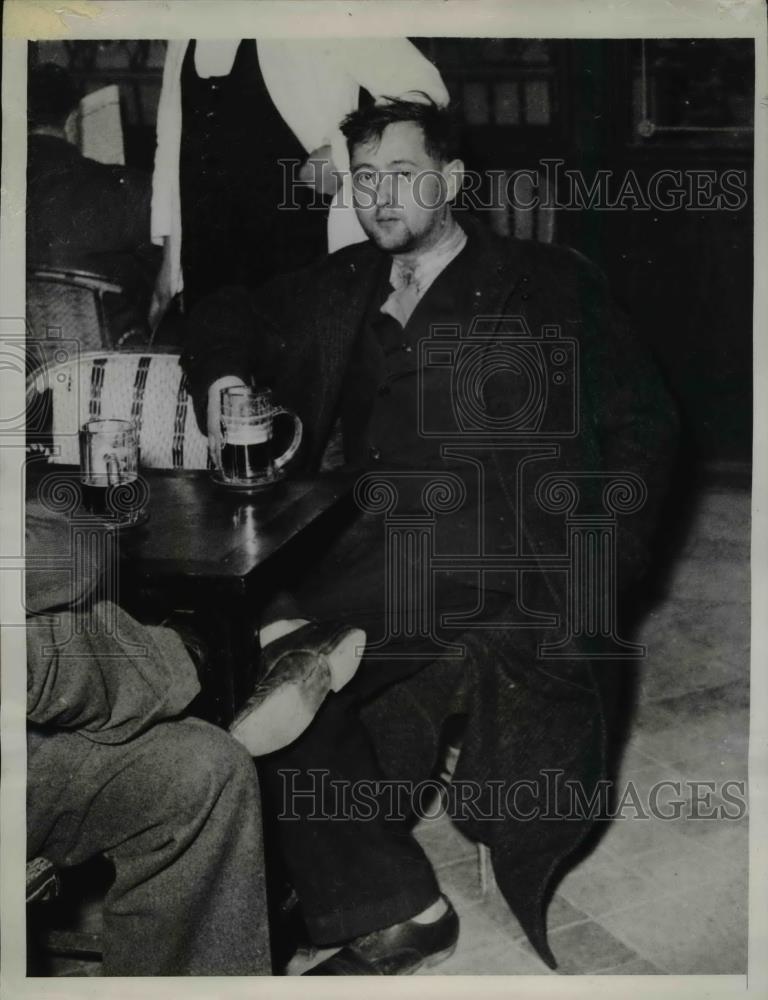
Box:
(382, 222), (467, 327)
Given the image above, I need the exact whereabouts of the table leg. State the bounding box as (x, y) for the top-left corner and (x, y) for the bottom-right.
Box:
(120, 582), (259, 729)
(182, 601), (259, 728)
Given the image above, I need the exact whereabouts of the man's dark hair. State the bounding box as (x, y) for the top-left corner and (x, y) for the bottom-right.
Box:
(340, 93), (461, 163)
(28, 63), (83, 129)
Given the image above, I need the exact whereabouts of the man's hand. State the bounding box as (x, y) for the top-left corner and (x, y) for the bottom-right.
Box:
(299, 145), (342, 198)
(207, 375), (248, 468)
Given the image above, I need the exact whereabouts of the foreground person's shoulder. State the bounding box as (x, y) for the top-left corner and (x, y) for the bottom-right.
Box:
(25, 501), (108, 614)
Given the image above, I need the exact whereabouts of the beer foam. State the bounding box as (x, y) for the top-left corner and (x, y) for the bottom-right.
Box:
(224, 425), (270, 445)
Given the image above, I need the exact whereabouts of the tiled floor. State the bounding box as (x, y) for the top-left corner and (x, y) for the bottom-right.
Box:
(37, 482), (751, 977)
(406, 483), (750, 976)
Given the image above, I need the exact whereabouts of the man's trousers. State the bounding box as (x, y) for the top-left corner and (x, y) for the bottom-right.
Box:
(258, 511), (506, 946)
(258, 648), (466, 946)
(28, 717), (270, 976)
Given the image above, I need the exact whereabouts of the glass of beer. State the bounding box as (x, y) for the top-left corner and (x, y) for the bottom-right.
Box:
(218, 387), (302, 489)
(79, 419), (147, 525)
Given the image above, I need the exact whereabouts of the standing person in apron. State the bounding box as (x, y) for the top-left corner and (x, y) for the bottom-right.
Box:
(177, 39), (326, 310)
(149, 37), (449, 329)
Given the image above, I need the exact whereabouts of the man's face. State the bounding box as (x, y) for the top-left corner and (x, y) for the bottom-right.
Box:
(350, 121), (459, 255)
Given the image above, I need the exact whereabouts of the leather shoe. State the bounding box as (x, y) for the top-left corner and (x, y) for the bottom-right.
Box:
(229, 621), (365, 756)
(303, 895), (459, 975)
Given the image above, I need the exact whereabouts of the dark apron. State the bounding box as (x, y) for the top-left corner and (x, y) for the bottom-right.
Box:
(179, 39), (327, 309)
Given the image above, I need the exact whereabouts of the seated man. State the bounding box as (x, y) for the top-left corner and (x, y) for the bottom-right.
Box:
(182, 97), (679, 974)
(25, 499), (362, 975)
(26, 63), (160, 345)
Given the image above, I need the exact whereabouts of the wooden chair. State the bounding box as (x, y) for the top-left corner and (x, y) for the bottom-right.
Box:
(26, 350), (209, 470)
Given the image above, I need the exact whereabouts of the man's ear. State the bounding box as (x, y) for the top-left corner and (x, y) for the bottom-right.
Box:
(443, 158), (465, 204)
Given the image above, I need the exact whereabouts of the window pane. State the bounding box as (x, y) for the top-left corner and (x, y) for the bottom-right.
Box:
(494, 81), (520, 125)
(524, 80), (550, 125)
(463, 82), (490, 125)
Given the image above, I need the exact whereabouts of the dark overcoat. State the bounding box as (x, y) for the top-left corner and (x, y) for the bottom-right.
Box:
(183, 216), (679, 966)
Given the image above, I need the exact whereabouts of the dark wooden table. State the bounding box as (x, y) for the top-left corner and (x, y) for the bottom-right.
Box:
(26, 461), (357, 724)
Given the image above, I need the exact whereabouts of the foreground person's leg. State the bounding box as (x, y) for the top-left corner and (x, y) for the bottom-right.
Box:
(28, 719), (269, 976)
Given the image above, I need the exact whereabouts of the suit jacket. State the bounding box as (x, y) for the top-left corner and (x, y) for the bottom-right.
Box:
(185, 214), (677, 586)
(183, 216), (679, 966)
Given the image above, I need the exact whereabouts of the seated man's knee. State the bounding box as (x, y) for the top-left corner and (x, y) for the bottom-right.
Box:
(147, 719), (259, 818)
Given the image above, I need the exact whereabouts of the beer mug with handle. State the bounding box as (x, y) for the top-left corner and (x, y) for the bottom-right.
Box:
(216, 386), (303, 490)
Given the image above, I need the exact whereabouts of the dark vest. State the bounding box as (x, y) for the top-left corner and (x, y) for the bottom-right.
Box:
(316, 236), (511, 627)
(340, 239), (478, 473)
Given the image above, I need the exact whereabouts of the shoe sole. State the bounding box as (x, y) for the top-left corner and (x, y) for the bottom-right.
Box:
(326, 628), (366, 691)
(230, 627), (366, 756)
(413, 940), (458, 973)
(302, 941), (459, 977)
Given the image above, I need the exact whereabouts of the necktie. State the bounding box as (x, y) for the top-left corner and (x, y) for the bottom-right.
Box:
(381, 266), (421, 328)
